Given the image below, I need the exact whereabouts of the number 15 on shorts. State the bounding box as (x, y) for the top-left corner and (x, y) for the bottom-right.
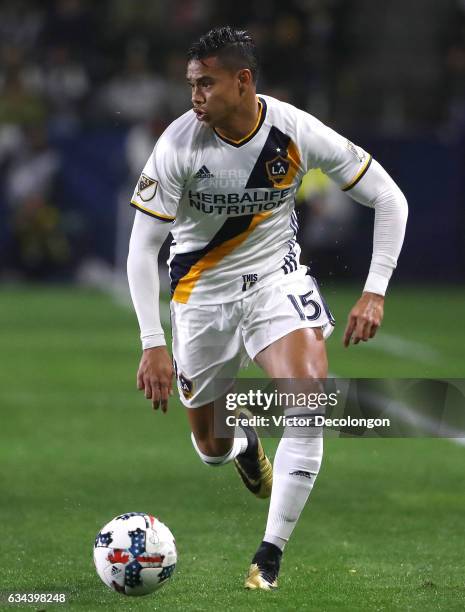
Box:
(287, 290), (322, 321)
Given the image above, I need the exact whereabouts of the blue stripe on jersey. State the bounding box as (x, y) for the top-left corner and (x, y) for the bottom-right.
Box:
(281, 250), (298, 274)
(169, 214), (255, 296)
(290, 210), (299, 235)
(245, 126), (292, 189)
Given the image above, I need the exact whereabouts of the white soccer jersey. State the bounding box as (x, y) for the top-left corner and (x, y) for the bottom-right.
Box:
(130, 95), (372, 305)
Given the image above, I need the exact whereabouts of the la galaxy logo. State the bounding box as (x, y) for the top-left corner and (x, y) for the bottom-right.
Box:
(137, 173), (158, 202)
(266, 155), (290, 187)
(178, 372), (193, 400)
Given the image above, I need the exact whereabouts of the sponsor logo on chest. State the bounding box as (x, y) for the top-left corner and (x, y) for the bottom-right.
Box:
(187, 187), (291, 215)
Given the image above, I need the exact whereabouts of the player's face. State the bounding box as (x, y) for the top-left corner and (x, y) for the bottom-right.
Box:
(187, 57), (249, 126)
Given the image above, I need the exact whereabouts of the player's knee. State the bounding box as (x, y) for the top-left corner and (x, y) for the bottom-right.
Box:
(280, 359), (327, 379)
(301, 360), (327, 380)
(190, 432), (233, 466)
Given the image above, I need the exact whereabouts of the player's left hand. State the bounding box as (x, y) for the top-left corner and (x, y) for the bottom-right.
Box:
(343, 291), (384, 347)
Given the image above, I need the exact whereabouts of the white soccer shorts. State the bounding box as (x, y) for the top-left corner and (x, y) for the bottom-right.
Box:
(170, 268), (335, 408)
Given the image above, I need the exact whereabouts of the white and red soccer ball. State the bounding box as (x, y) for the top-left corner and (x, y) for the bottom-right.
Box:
(93, 512), (177, 596)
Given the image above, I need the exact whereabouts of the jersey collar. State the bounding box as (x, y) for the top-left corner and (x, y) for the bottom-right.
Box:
(214, 96), (267, 147)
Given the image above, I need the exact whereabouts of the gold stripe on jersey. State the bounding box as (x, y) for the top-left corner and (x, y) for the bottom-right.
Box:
(214, 98), (266, 147)
(130, 200), (176, 222)
(341, 154), (372, 192)
(172, 211), (271, 303)
(285, 140), (301, 186)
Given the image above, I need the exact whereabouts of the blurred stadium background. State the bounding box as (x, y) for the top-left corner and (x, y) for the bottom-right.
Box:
(1, 0), (464, 286)
(1, 1), (465, 610)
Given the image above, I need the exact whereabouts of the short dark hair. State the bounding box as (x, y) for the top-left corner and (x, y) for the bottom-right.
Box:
(187, 26), (259, 82)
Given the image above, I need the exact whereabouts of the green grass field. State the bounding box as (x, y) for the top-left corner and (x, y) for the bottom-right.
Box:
(1, 285), (465, 611)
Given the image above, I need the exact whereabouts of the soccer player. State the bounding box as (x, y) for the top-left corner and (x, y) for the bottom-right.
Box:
(127, 26), (408, 590)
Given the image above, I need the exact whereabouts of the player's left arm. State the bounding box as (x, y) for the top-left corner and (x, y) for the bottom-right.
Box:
(340, 159), (408, 346)
(299, 112), (408, 346)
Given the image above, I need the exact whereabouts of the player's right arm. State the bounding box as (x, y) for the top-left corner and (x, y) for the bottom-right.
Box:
(127, 129), (184, 411)
(127, 212), (173, 411)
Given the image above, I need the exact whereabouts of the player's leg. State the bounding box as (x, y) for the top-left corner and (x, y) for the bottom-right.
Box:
(187, 398), (241, 463)
(171, 299), (272, 496)
(241, 271), (332, 589)
(244, 328), (326, 589)
(254, 326), (327, 379)
(187, 397), (273, 498)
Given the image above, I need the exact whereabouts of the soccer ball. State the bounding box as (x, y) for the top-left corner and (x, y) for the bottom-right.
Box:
(93, 512), (177, 596)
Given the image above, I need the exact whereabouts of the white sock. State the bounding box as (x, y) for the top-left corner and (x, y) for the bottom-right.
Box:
(191, 427), (248, 466)
(264, 422), (323, 551)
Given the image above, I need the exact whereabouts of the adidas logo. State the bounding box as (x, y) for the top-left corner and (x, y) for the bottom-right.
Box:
(111, 565), (121, 575)
(194, 165), (214, 179)
(289, 470), (315, 479)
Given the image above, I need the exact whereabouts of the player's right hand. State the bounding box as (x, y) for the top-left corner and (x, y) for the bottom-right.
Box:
(137, 347), (174, 412)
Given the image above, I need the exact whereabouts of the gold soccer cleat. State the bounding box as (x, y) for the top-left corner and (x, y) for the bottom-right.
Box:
(244, 542), (282, 590)
(244, 563), (278, 590)
(233, 410), (272, 498)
